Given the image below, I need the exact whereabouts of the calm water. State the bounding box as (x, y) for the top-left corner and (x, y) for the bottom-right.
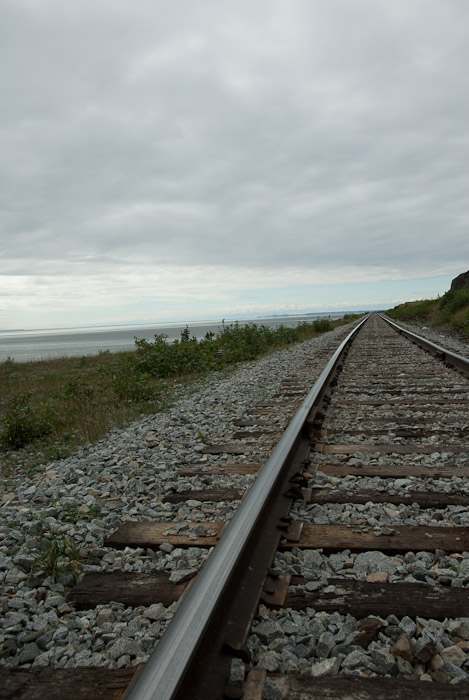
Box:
(0, 315), (343, 363)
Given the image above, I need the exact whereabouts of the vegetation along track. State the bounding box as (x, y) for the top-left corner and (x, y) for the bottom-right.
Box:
(3, 314), (469, 699)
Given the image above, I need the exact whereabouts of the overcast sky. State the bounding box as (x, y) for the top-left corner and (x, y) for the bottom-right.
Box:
(1, 0), (468, 329)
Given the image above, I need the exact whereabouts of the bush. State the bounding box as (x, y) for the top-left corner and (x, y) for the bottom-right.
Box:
(312, 318), (332, 333)
(109, 359), (162, 402)
(1, 394), (60, 448)
(0, 313), (342, 460)
(438, 289), (469, 314)
(387, 288), (469, 339)
(134, 333), (217, 378)
(126, 318), (337, 381)
(387, 299), (438, 322)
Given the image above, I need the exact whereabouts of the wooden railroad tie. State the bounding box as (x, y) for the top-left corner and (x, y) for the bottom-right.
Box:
(243, 670), (469, 699)
(0, 667), (139, 700)
(313, 442), (468, 455)
(316, 464), (469, 479)
(161, 486), (469, 508)
(67, 573), (469, 620)
(103, 521), (469, 553)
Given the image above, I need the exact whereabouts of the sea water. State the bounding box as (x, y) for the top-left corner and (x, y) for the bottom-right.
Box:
(0, 314), (344, 363)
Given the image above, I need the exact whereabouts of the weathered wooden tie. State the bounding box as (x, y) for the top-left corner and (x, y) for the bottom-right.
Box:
(0, 668), (138, 700)
(282, 579), (469, 618)
(315, 464), (469, 479)
(162, 486), (469, 507)
(243, 671), (469, 699)
(280, 524), (469, 553)
(68, 572), (188, 609)
(105, 521), (469, 553)
(201, 443), (253, 455)
(163, 488), (245, 503)
(179, 463), (262, 476)
(308, 487), (469, 507)
(314, 442), (468, 455)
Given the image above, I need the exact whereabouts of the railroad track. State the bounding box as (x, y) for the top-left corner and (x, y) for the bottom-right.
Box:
(3, 314), (469, 699)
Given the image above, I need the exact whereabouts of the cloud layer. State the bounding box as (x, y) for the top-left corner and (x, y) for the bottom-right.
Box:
(1, 0), (468, 326)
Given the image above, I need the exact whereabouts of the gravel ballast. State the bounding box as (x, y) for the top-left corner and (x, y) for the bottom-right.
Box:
(1, 322), (356, 669)
(1, 315), (468, 682)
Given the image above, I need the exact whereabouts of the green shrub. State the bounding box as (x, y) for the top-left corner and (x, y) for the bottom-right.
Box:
(110, 359), (162, 402)
(438, 289), (469, 313)
(388, 288), (469, 339)
(1, 394), (60, 448)
(312, 318), (332, 333)
(0, 313), (344, 462)
(387, 299), (438, 321)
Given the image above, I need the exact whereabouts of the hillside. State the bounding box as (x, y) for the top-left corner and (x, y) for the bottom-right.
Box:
(387, 287), (469, 339)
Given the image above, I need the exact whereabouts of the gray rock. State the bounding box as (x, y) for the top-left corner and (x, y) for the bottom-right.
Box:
(302, 550), (324, 567)
(305, 580), (326, 592)
(370, 649), (397, 675)
(384, 625), (404, 642)
(168, 568), (197, 583)
(316, 631), (335, 659)
(159, 542), (174, 553)
(18, 643), (41, 664)
(342, 650), (371, 669)
(440, 662), (469, 684)
(281, 649), (300, 671)
(254, 620), (284, 644)
(282, 620), (300, 635)
(96, 609), (115, 625)
(257, 650), (281, 671)
(143, 603), (166, 621)
(353, 551), (397, 575)
(335, 620), (356, 643)
(262, 678), (283, 700)
(328, 553), (348, 571)
(413, 633), (437, 662)
(308, 618), (325, 637)
(228, 658), (245, 688)
(396, 656), (415, 678)
(108, 638), (138, 660)
(116, 654), (131, 668)
(400, 616), (417, 638)
(310, 656), (341, 677)
(295, 643), (311, 659)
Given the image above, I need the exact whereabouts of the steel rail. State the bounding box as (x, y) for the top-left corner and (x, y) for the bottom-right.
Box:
(123, 314), (370, 700)
(379, 314), (469, 377)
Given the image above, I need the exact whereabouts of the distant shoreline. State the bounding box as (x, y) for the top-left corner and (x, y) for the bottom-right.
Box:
(0, 313), (365, 363)
(0, 309), (376, 335)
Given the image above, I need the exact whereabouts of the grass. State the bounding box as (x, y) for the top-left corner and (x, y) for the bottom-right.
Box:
(387, 288), (469, 339)
(32, 529), (83, 583)
(0, 315), (363, 475)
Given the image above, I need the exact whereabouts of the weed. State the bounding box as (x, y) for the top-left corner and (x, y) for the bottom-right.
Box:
(87, 504), (103, 518)
(439, 288), (469, 313)
(1, 394), (61, 448)
(196, 430), (208, 443)
(107, 359), (162, 402)
(33, 531), (82, 583)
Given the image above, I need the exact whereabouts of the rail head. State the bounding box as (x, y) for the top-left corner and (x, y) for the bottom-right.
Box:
(123, 314), (370, 700)
(379, 314), (469, 377)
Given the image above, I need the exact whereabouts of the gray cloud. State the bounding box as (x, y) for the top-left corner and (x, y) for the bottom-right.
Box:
(1, 1), (468, 294)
